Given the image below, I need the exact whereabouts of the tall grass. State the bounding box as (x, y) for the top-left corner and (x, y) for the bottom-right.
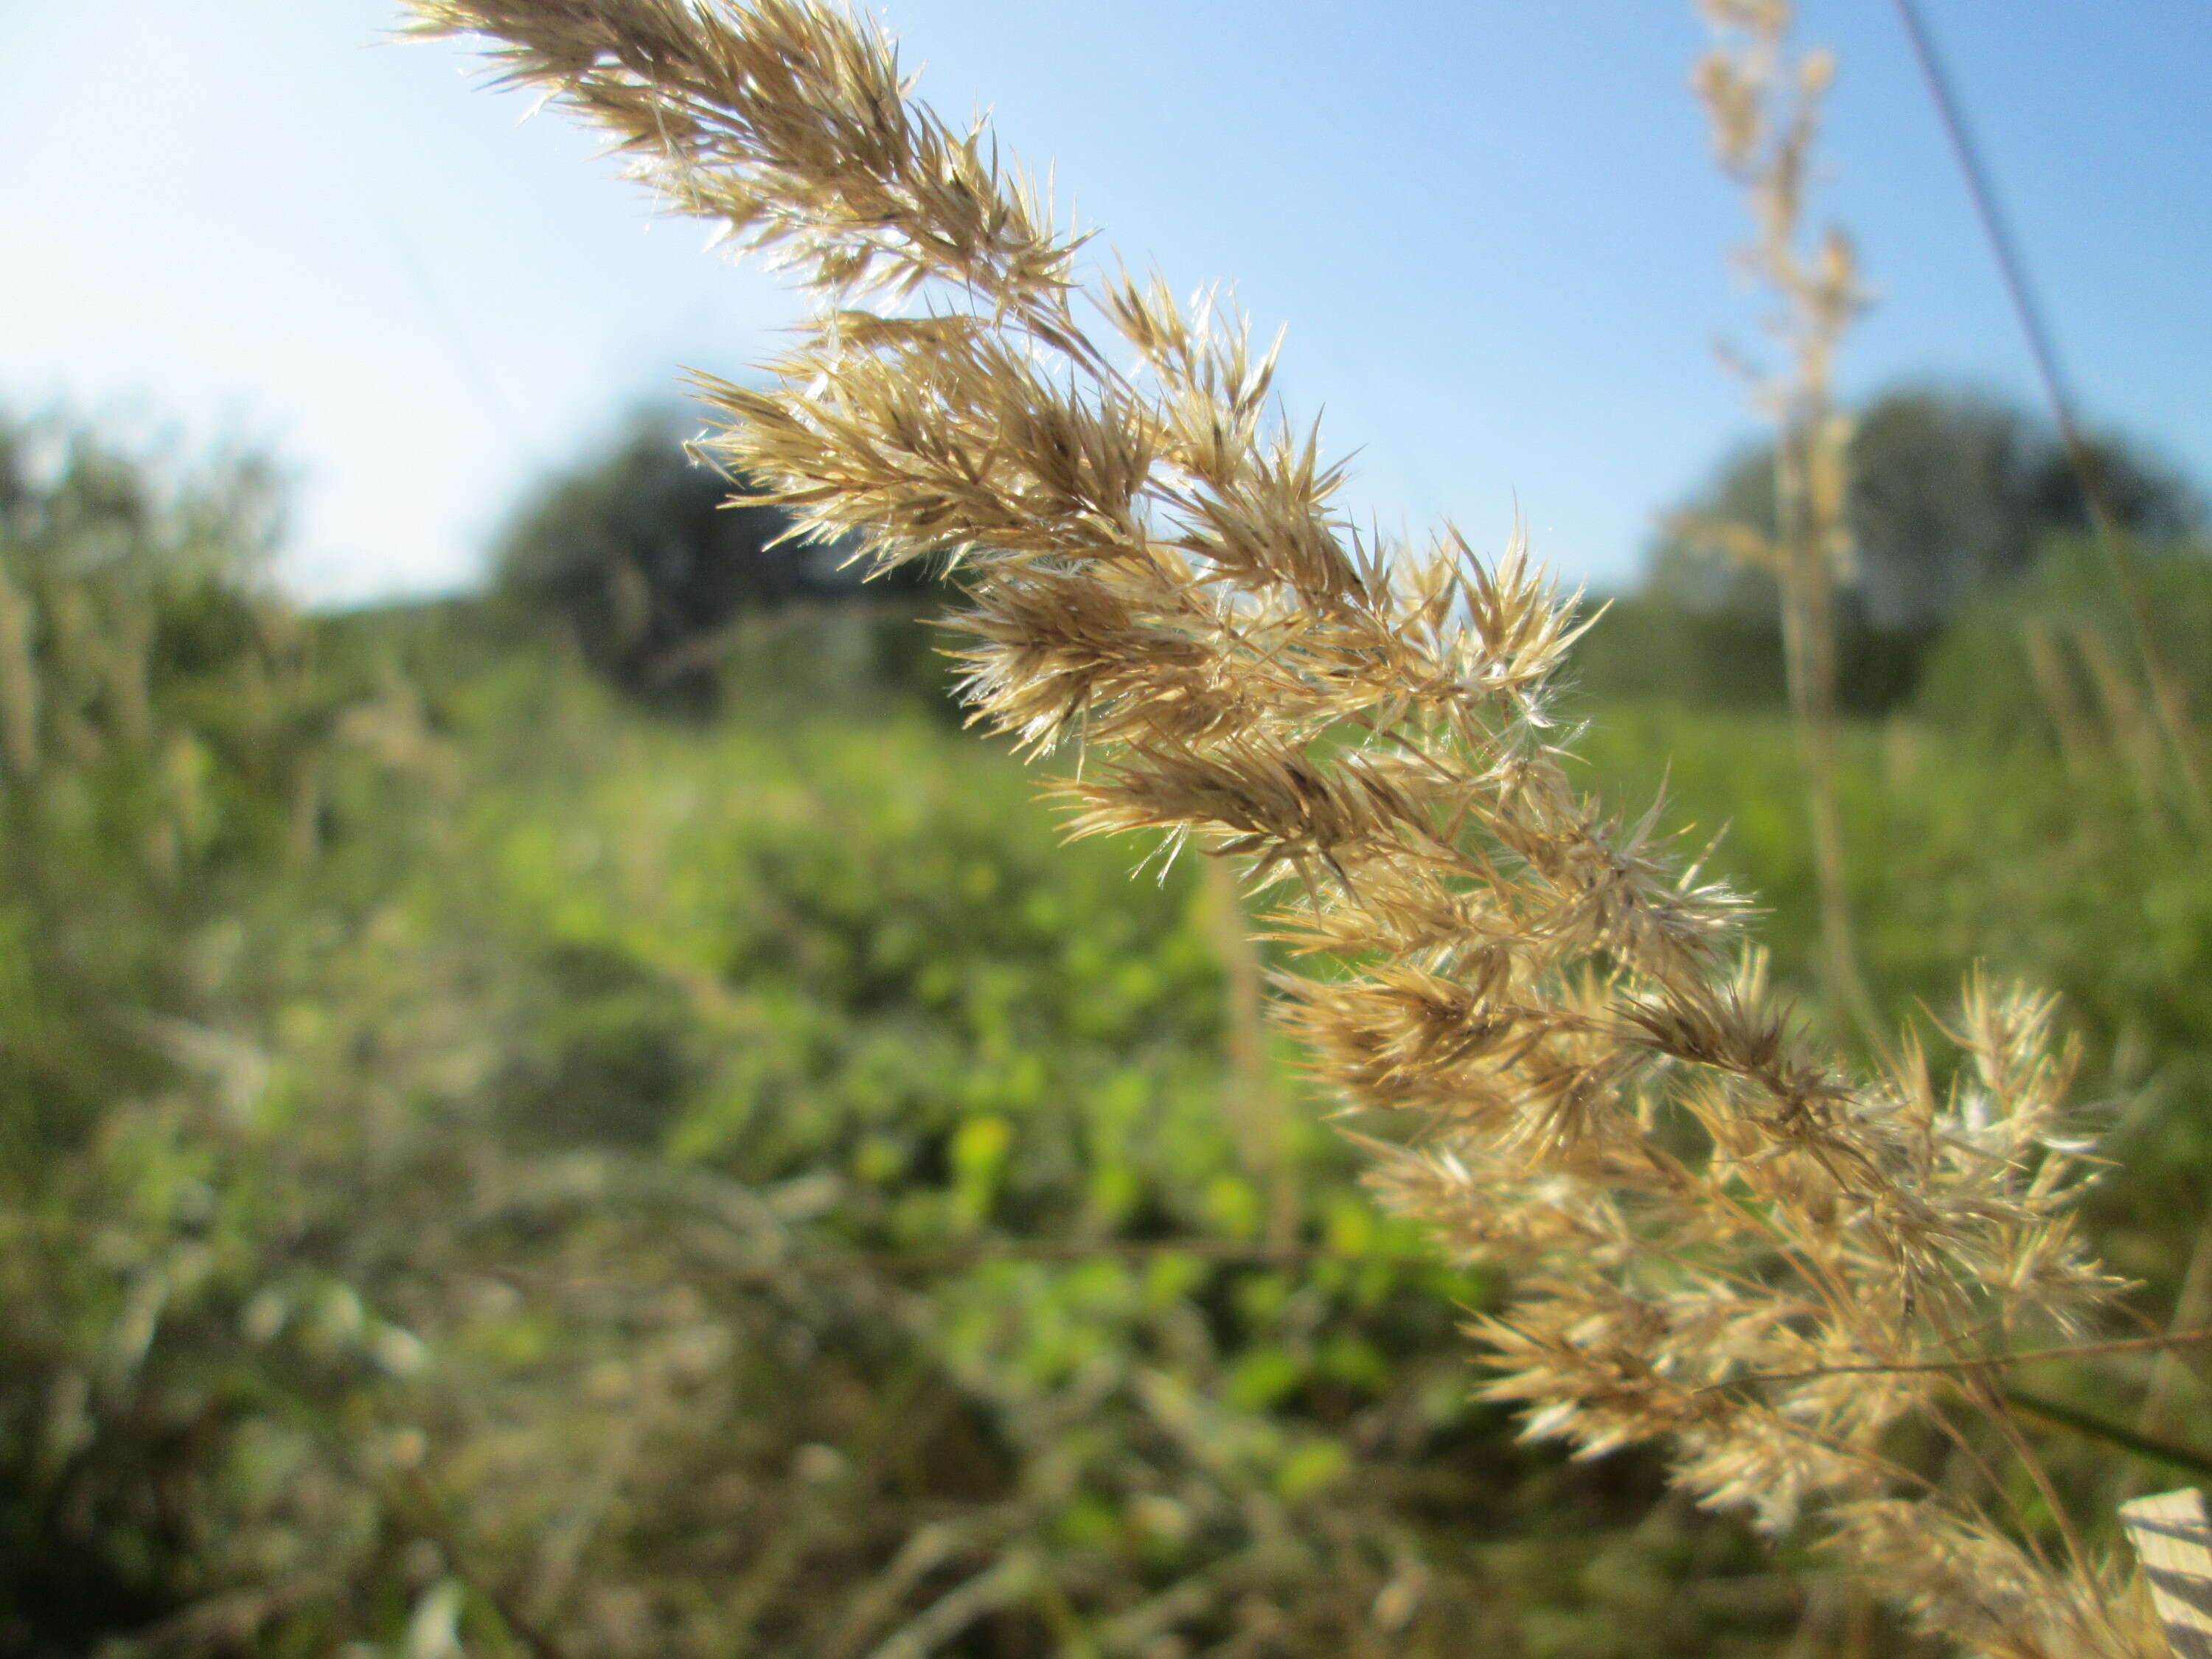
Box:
(403, 3), (2174, 1652)
(1686, 0), (1874, 1040)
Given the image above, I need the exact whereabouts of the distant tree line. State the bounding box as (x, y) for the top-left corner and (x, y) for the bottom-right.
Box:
(493, 404), (948, 712)
(1582, 385), (2206, 712)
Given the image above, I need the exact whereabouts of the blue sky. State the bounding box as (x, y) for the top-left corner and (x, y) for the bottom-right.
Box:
(6, 1), (2207, 605)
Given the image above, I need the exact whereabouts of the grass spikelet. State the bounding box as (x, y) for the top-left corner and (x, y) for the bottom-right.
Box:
(1689, 0), (1877, 1040)
(407, 2), (2154, 1649)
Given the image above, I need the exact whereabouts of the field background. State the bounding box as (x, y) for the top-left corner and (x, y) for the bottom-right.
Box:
(4, 408), (2212, 1658)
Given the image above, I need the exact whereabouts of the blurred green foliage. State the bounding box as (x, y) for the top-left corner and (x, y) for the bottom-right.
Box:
(1916, 535), (2212, 748)
(492, 406), (950, 714)
(1576, 385), (2205, 714)
(7, 402), (2212, 1658)
(1, 413), (1803, 1658)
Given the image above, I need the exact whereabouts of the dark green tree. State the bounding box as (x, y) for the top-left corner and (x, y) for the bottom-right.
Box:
(1619, 386), (2205, 710)
(494, 404), (940, 710)
(1654, 386), (2202, 630)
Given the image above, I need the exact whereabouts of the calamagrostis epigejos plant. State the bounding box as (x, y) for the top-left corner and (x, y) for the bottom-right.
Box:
(406, 2), (2155, 1651)
(1686, 0), (1875, 1040)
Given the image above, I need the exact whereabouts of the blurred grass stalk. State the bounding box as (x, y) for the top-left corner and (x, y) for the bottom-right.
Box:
(2020, 619), (2098, 795)
(1689, 0), (1877, 1042)
(2141, 1226), (2212, 1449)
(1198, 857), (1298, 1249)
(2072, 622), (2177, 832)
(2021, 613), (2186, 835)
(0, 562), (42, 778)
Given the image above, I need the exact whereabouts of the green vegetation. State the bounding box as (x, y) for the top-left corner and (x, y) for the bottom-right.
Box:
(7, 392), (2211, 1658)
(2, 411), (1791, 1658)
(493, 405), (948, 714)
(1575, 386), (2204, 715)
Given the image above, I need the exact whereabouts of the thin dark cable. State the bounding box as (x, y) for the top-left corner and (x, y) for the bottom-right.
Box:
(1888, 0), (2212, 834)
(1886, 0), (2076, 450)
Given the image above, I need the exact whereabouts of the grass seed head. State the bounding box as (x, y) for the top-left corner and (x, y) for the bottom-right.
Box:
(411, 3), (2143, 1648)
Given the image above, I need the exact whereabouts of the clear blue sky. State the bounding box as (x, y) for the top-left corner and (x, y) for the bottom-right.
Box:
(7, 1), (2207, 606)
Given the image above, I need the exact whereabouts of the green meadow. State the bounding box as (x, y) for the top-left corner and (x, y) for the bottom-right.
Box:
(5, 412), (2212, 1658)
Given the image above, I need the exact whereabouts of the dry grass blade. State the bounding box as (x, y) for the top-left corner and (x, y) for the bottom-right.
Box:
(1690, 0), (1876, 1043)
(406, 2), (2157, 1650)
